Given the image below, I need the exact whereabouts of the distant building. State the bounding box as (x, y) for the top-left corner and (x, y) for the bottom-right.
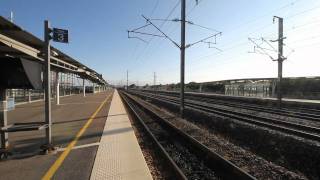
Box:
(225, 79), (274, 97)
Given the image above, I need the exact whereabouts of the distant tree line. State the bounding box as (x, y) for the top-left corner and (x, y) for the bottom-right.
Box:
(281, 78), (320, 99)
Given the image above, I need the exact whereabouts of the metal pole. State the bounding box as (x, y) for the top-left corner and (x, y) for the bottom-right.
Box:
(180, 0), (186, 118)
(154, 72), (156, 93)
(67, 73), (69, 95)
(10, 11), (13, 23)
(28, 89), (32, 102)
(63, 73), (66, 96)
(12, 90), (15, 100)
(44, 20), (52, 146)
(68, 73), (71, 95)
(78, 76), (80, 94)
(126, 70), (128, 90)
(56, 72), (60, 105)
(0, 89), (8, 149)
(60, 73), (63, 96)
(276, 17), (284, 108)
(69, 73), (71, 95)
(83, 78), (86, 97)
(71, 73), (74, 95)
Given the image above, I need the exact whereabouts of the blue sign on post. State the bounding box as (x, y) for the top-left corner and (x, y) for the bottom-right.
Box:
(52, 28), (68, 43)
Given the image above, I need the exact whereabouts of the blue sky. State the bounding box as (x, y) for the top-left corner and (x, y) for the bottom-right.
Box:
(1, 0), (320, 85)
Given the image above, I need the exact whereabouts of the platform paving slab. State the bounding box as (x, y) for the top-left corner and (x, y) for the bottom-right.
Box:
(90, 90), (152, 180)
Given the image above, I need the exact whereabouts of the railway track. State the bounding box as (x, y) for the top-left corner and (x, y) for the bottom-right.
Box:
(146, 90), (320, 122)
(129, 90), (320, 142)
(120, 91), (256, 180)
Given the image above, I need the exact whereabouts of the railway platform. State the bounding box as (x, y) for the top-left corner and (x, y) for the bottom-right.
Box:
(0, 89), (151, 180)
(90, 90), (152, 180)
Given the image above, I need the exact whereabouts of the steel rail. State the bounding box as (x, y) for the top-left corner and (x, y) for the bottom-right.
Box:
(120, 92), (187, 180)
(130, 90), (320, 142)
(151, 92), (320, 134)
(184, 93), (320, 121)
(121, 91), (257, 180)
(160, 90), (320, 120)
(192, 96), (320, 121)
(142, 90), (320, 122)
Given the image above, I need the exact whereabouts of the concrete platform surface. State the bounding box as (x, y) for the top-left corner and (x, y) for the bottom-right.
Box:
(90, 90), (152, 180)
(0, 91), (113, 180)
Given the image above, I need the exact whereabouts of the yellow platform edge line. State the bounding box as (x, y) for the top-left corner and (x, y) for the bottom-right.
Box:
(42, 93), (113, 180)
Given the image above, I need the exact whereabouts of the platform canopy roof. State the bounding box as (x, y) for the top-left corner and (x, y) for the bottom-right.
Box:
(0, 16), (107, 85)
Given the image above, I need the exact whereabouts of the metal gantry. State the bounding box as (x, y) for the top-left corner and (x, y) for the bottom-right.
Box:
(248, 16), (288, 108)
(127, 0), (222, 118)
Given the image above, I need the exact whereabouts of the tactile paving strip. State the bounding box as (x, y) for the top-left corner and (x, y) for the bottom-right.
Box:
(90, 90), (152, 180)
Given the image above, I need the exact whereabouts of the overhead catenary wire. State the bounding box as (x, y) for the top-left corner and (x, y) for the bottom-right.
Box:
(186, 0), (204, 17)
(133, 0), (181, 61)
(129, 1), (222, 50)
(201, 1), (317, 64)
(129, 0), (161, 61)
(129, 31), (166, 38)
(287, 18), (320, 32)
(189, 1), (320, 84)
(205, 0), (305, 50)
(245, 2), (320, 60)
(136, 0), (228, 64)
(129, 23), (151, 32)
(128, 0), (222, 118)
(191, 16), (320, 73)
(150, 0), (160, 17)
(261, 38), (278, 52)
(186, 32), (222, 48)
(135, 0), (211, 63)
(248, 37), (276, 61)
(166, 0), (290, 52)
(141, 15), (181, 48)
(132, 0), (320, 86)
(286, 4), (320, 20)
(217, 0), (302, 35)
(189, 41), (249, 63)
(187, 21), (221, 33)
(287, 34), (320, 44)
(143, 0), (206, 57)
(159, 41), (249, 78)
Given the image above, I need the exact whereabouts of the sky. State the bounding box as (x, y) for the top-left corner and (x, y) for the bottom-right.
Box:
(1, 0), (320, 86)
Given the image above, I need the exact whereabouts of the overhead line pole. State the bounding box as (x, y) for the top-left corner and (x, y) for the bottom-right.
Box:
(249, 17), (286, 108)
(130, 1), (221, 118)
(274, 16), (284, 108)
(180, 0), (186, 118)
(154, 72), (156, 93)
